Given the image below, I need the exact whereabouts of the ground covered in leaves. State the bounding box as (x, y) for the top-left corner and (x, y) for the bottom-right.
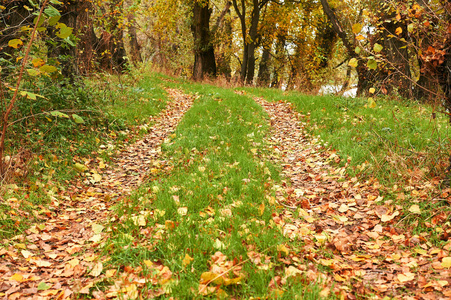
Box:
(0, 88), (194, 299)
(254, 95), (451, 299)
(1, 77), (451, 299)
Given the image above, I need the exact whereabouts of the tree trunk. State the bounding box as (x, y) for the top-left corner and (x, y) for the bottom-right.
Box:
(216, 14), (233, 79)
(0, 1), (32, 73)
(191, 0), (216, 80)
(377, 3), (412, 98)
(245, 0), (260, 85)
(96, 0), (127, 73)
(320, 0), (371, 96)
(257, 46), (271, 86)
(126, 14), (142, 66)
(47, 1), (79, 80)
(232, 0), (247, 82)
(74, 0), (98, 75)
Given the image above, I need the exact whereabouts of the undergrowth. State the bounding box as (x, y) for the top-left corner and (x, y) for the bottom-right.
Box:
(0, 73), (168, 239)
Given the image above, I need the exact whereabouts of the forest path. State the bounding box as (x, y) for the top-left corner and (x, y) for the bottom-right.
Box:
(253, 95), (451, 299)
(2, 86), (450, 300)
(0, 89), (194, 299)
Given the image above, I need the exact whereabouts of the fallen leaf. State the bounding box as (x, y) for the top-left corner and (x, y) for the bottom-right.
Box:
(178, 207), (188, 216)
(381, 211), (399, 222)
(21, 250), (33, 259)
(409, 205), (421, 214)
(90, 262), (103, 277)
(33, 260), (52, 267)
(10, 273), (23, 282)
(442, 257), (451, 268)
(92, 223), (104, 234)
(397, 272), (415, 283)
(182, 254), (194, 267)
(37, 282), (51, 291)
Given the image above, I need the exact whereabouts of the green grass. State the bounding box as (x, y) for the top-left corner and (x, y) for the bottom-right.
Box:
(0, 75), (169, 239)
(104, 79), (325, 299)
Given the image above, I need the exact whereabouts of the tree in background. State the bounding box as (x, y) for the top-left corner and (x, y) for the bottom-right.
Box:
(191, 0), (217, 80)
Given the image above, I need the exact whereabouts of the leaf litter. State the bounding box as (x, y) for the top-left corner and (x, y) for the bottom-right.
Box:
(0, 89), (194, 299)
(254, 96), (451, 299)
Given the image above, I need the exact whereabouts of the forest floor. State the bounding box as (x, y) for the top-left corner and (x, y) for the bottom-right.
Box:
(1, 75), (451, 299)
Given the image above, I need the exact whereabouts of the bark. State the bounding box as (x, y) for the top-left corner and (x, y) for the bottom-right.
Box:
(320, 0), (372, 95)
(232, 0), (269, 84)
(96, 0), (127, 73)
(376, 2), (412, 98)
(75, 1), (98, 75)
(271, 33), (286, 88)
(257, 46), (271, 86)
(191, 1), (216, 80)
(126, 13), (142, 66)
(316, 21), (337, 69)
(216, 14), (233, 78)
(47, 1), (79, 80)
(232, 0), (247, 82)
(245, 0), (260, 85)
(0, 1), (32, 68)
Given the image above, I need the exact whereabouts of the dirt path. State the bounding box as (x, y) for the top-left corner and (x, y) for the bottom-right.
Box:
(0, 89), (194, 300)
(255, 96), (451, 299)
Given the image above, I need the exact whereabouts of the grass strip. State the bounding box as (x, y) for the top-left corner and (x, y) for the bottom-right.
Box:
(105, 79), (326, 299)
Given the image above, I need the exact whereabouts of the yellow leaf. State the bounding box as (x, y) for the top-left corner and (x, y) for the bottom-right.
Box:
(259, 203), (265, 216)
(8, 39), (23, 49)
(355, 35), (365, 41)
(131, 215), (146, 226)
(67, 258), (79, 268)
(34, 259), (52, 267)
(91, 173), (102, 183)
(381, 211), (399, 222)
(334, 274), (346, 282)
(92, 223), (104, 234)
(90, 262), (103, 277)
(213, 238), (225, 250)
(338, 204), (349, 213)
(200, 272), (223, 285)
(143, 260), (154, 268)
(14, 243), (26, 249)
(21, 250), (33, 259)
(320, 259), (335, 267)
(223, 276), (243, 285)
(90, 234), (102, 243)
(409, 205), (421, 214)
(32, 58), (45, 68)
(105, 269), (116, 277)
(397, 272), (415, 283)
(348, 58), (358, 68)
(74, 163), (88, 172)
(369, 88), (376, 94)
(182, 254), (194, 267)
(352, 23), (363, 34)
(277, 244), (289, 256)
(178, 207), (188, 216)
(39, 65), (57, 74)
(10, 273), (23, 282)
(395, 27), (403, 35)
(441, 257), (451, 268)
